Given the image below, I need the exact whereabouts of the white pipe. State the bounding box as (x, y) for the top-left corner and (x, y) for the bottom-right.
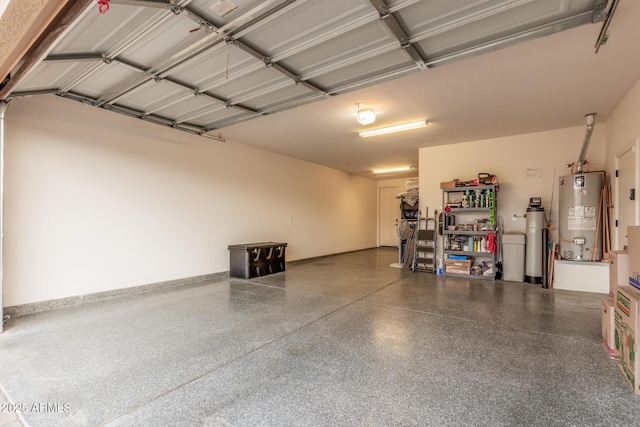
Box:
(0, 101), (7, 333)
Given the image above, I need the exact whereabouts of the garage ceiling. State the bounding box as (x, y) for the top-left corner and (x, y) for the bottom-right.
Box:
(3, 0), (640, 179)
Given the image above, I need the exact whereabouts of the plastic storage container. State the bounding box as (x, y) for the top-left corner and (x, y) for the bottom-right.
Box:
(502, 233), (525, 282)
(228, 242), (287, 279)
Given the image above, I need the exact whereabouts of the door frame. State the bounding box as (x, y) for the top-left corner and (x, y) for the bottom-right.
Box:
(0, 102), (7, 333)
(614, 137), (640, 250)
(378, 186), (399, 247)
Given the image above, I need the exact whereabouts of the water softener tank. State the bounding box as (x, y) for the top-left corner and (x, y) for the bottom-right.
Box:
(525, 197), (544, 284)
(558, 172), (603, 261)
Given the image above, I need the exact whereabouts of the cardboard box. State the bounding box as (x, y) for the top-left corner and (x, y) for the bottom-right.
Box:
(628, 226), (640, 292)
(440, 181), (457, 189)
(445, 259), (471, 274)
(614, 286), (640, 394)
(602, 297), (615, 358)
(609, 250), (629, 298)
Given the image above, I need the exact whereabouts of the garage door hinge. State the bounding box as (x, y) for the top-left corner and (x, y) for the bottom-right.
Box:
(591, 0), (608, 23)
(615, 170), (618, 177)
(616, 220), (618, 227)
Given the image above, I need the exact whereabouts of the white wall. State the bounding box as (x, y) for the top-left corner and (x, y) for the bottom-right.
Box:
(4, 96), (377, 306)
(419, 126), (606, 234)
(605, 77), (640, 171)
(604, 75), (640, 249)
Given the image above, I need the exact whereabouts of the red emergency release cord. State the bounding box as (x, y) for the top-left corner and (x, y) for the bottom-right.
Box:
(97, 0), (109, 14)
(485, 232), (497, 254)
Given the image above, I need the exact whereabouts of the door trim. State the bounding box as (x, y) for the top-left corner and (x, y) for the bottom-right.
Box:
(614, 137), (640, 249)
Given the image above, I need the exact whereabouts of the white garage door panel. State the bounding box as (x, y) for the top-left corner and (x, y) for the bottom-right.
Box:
(6, 0), (607, 137)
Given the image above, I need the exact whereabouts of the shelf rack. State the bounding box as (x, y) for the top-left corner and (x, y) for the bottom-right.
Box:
(442, 185), (499, 280)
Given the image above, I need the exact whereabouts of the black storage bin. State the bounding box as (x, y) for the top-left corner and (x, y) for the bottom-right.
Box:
(227, 242), (287, 279)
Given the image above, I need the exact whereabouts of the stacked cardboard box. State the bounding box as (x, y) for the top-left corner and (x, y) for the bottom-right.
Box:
(445, 259), (471, 274)
(613, 226), (640, 394)
(629, 227), (640, 292)
(615, 286), (640, 394)
(605, 249), (628, 359)
(602, 297), (615, 358)
(609, 250), (629, 299)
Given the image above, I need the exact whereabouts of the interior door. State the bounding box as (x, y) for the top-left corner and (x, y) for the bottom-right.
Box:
(379, 186), (399, 247)
(616, 139), (640, 249)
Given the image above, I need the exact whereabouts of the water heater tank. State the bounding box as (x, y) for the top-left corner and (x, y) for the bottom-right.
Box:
(558, 172), (603, 261)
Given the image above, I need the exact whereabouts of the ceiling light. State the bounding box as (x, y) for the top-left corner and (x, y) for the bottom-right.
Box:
(359, 120), (428, 137)
(372, 166), (412, 174)
(356, 102), (376, 125)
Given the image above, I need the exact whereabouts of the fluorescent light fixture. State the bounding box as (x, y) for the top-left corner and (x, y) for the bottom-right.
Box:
(359, 120), (428, 137)
(372, 166), (412, 174)
(356, 102), (376, 125)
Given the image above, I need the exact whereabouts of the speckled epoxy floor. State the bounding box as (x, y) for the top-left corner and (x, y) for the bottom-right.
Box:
(0, 248), (636, 426)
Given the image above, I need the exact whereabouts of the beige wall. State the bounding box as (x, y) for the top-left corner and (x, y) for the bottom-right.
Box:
(418, 126), (606, 235)
(418, 74), (640, 253)
(605, 77), (640, 170)
(4, 96), (377, 306)
(604, 76), (640, 249)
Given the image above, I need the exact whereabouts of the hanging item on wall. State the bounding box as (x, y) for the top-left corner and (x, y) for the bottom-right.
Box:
(97, 0), (110, 14)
